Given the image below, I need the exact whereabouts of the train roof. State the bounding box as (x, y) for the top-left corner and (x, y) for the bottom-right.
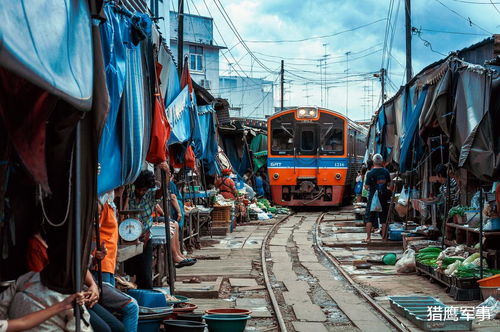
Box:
(270, 107), (368, 135)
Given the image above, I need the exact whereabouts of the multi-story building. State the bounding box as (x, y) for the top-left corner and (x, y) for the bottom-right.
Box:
(169, 11), (225, 93)
(219, 76), (274, 119)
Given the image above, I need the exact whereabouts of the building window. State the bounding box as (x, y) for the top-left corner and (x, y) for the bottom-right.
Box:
(189, 45), (203, 72)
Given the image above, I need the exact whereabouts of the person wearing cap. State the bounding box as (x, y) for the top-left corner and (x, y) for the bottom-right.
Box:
(364, 154), (391, 242)
(215, 169), (238, 200)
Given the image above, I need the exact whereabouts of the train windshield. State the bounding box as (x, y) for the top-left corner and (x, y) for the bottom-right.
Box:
(320, 114), (345, 155)
(271, 124), (295, 154)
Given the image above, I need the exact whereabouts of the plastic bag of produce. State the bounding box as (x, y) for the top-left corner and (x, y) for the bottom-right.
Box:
(370, 191), (383, 212)
(396, 249), (416, 273)
(445, 260), (462, 276)
(397, 186), (409, 206)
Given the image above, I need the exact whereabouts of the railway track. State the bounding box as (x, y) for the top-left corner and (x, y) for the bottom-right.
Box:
(261, 210), (411, 332)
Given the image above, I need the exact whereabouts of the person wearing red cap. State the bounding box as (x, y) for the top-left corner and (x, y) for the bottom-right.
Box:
(215, 169), (238, 199)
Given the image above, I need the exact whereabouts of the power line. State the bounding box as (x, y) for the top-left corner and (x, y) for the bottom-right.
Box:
(490, 0), (500, 14)
(433, 0), (493, 34)
(449, 0), (500, 4)
(211, 0), (274, 73)
(412, 27), (448, 56)
(420, 28), (490, 35)
(244, 18), (387, 43)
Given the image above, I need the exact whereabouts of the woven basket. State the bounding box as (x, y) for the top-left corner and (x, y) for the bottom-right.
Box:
(212, 206), (232, 222)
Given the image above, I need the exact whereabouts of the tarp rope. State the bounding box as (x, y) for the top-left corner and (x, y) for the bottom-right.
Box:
(38, 146), (74, 227)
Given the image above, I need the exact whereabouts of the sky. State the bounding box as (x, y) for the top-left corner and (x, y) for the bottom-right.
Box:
(183, 0), (500, 120)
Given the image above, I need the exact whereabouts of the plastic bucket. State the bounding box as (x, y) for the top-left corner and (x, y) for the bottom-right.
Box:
(202, 314), (251, 332)
(138, 319), (162, 332)
(163, 320), (207, 332)
(205, 308), (252, 316)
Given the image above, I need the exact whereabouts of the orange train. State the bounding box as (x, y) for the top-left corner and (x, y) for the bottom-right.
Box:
(267, 107), (367, 206)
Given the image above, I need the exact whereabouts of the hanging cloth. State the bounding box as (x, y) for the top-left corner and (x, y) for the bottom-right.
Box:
(146, 62), (171, 164)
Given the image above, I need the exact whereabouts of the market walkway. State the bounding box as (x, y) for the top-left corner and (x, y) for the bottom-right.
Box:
(319, 211), (499, 332)
(174, 218), (285, 331)
(267, 212), (393, 332)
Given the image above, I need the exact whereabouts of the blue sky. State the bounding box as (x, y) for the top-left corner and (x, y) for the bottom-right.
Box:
(187, 0), (499, 120)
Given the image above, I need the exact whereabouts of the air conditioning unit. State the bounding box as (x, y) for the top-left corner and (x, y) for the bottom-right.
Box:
(200, 79), (211, 90)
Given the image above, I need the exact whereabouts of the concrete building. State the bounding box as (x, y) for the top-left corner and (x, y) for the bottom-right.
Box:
(170, 11), (225, 93)
(219, 76), (274, 119)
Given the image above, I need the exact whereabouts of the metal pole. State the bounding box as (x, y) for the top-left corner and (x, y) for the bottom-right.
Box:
(160, 170), (175, 294)
(405, 0), (412, 83)
(345, 51), (351, 117)
(177, 0), (184, 77)
(280, 60), (284, 112)
(94, 209), (103, 302)
(479, 187), (484, 279)
(74, 121), (82, 332)
(381, 68), (386, 103)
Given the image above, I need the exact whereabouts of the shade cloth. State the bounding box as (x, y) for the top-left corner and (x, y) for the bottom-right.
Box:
(0, 0), (93, 111)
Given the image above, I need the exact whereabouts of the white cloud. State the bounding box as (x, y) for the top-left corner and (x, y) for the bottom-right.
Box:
(188, 0), (498, 120)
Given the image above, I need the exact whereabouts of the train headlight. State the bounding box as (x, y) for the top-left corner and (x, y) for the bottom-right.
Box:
(297, 107), (317, 118)
(273, 173), (280, 180)
(335, 173), (342, 180)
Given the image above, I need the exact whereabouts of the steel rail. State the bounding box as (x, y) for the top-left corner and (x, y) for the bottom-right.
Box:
(261, 213), (294, 332)
(313, 212), (411, 332)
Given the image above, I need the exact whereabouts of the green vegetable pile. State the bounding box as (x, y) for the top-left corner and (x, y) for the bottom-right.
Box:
(448, 205), (471, 218)
(454, 264), (500, 279)
(416, 247), (442, 267)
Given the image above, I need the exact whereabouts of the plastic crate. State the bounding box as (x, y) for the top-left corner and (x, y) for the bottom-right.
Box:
(211, 206), (232, 222)
(449, 286), (481, 301)
(455, 278), (479, 289)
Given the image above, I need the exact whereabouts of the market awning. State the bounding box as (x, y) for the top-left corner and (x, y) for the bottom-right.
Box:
(166, 86), (192, 145)
(0, 0), (94, 111)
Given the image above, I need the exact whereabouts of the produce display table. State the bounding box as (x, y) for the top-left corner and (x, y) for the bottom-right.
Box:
(183, 207), (212, 250)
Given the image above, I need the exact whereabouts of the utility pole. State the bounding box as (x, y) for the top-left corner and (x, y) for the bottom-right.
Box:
(405, 0), (412, 83)
(280, 60), (284, 112)
(381, 68), (386, 103)
(345, 51), (351, 118)
(177, 0), (184, 76)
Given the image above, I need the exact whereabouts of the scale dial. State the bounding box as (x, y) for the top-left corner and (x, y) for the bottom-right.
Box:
(119, 218), (143, 242)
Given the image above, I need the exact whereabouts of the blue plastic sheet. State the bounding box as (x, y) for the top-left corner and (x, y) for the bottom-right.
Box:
(97, 4), (152, 194)
(98, 3), (127, 194)
(399, 87), (429, 172)
(0, 0), (93, 111)
(196, 106), (218, 174)
(121, 44), (148, 185)
(166, 87), (192, 145)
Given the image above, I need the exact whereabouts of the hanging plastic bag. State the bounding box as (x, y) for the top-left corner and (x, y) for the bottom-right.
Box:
(370, 190), (383, 212)
(354, 181), (363, 195)
(397, 186), (409, 206)
(395, 249), (416, 273)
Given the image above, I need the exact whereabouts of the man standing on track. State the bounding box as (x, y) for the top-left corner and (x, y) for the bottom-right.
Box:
(364, 154), (391, 242)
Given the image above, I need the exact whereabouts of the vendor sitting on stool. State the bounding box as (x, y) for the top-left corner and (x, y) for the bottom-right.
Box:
(215, 169), (238, 199)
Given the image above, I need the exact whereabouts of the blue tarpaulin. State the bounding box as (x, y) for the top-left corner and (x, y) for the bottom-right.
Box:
(97, 4), (152, 194)
(0, 0), (93, 111)
(98, 3), (127, 194)
(166, 87), (192, 145)
(399, 86), (429, 172)
(194, 106), (218, 173)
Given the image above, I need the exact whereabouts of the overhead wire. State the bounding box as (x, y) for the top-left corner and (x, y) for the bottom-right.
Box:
(244, 18), (387, 43)
(433, 0), (493, 34)
(211, 0), (274, 73)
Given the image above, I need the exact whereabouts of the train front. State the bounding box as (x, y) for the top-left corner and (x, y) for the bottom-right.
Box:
(267, 107), (348, 206)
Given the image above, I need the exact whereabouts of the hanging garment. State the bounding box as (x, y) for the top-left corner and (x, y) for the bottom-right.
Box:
(146, 62), (171, 164)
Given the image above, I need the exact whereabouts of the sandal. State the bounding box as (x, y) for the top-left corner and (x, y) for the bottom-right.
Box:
(183, 277), (201, 284)
(175, 258), (197, 268)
